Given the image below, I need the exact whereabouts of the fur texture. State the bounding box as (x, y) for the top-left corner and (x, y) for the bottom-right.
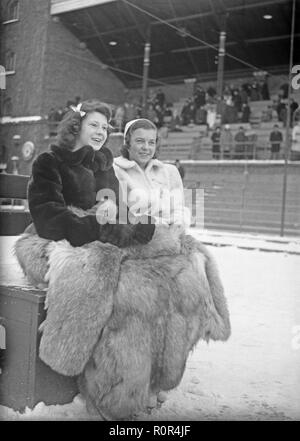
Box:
(14, 224), (230, 419)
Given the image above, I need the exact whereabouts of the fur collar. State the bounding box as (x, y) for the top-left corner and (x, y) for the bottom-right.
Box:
(93, 146), (114, 171)
(50, 144), (113, 170)
(114, 156), (164, 171)
(50, 144), (95, 167)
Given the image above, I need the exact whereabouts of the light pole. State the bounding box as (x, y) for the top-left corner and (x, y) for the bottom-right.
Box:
(216, 14), (227, 121)
(142, 26), (151, 118)
(280, 0), (296, 237)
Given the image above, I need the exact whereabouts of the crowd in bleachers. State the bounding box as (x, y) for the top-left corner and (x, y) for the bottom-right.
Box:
(179, 78), (271, 127)
(45, 80), (300, 161)
(112, 89), (179, 132)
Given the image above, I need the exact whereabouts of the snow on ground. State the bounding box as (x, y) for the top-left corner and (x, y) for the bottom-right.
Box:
(1, 234), (300, 421)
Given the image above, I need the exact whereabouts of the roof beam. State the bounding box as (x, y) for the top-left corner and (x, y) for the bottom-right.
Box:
(102, 34), (299, 63)
(50, 0), (116, 15)
(77, 0), (289, 41)
(126, 64), (290, 88)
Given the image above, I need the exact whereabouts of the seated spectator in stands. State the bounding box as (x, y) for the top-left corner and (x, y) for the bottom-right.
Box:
(163, 103), (174, 128)
(206, 86), (217, 103)
(147, 103), (157, 124)
(232, 89), (242, 113)
(154, 103), (164, 128)
(261, 78), (270, 100)
(207, 104), (217, 129)
(155, 88), (166, 108)
(135, 102), (143, 118)
(279, 83), (289, 99)
(188, 101), (196, 125)
(241, 84), (250, 103)
(126, 101), (136, 122)
(220, 124), (233, 159)
(174, 159), (185, 180)
(262, 105), (273, 122)
(269, 124), (283, 160)
(222, 97), (238, 124)
(181, 98), (193, 125)
(147, 88), (156, 106)
(114, 104), (126, 132)
(181, 99), (189, 125)
(290, 99), (299, 124)
(279, 103), (288, 127)
(228, 84), (236, 97)
(234, 126), (247, 159)
(241, 103), (251, 123)
(170, 110), (183, 132)
(195, 105), (207, 125)
(250, 81), (260, 101)
(242, 82), (252, 99)
(276, 98), (286, 121)
(211, 126), (221, 160)
(194, 85), (206, 109)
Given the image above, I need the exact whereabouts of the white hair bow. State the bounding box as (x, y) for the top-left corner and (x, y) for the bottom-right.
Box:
(70, 103), (86, 117)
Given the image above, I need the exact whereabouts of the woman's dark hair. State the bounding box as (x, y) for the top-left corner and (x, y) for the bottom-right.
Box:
(56, 99), (112, 150)
(121, 118), (159, 159)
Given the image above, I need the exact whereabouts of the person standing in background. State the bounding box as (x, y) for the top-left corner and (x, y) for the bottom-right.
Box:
(269, 125), (283, 160)
(220, 125), (233, 159)
(211, 126), (221, 160)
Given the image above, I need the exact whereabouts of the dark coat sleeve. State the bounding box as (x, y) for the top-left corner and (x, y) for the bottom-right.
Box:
(28, 153), (155, 247)
(28, 153), (101, 247)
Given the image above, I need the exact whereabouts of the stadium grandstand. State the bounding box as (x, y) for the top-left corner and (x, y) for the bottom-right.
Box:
(0, 0), (299, 236)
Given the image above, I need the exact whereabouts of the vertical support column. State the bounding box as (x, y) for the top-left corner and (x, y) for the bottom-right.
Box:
(216, 30), (226, 119)
(142, 26), (151, 118)
(280, 0), (296, 236)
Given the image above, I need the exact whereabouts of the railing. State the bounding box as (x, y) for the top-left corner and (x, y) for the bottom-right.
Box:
(183, 163), (300, 236)
(212, 141), (286, 160)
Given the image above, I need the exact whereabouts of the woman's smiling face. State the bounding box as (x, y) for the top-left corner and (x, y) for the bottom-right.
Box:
(75, 111), (108, 151)
(128, 128), (157, 169)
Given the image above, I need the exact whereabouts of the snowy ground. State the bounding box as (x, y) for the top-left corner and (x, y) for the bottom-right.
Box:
(1, 232), (300, 421)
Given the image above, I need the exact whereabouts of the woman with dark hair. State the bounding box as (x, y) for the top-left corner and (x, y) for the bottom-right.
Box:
(26, 100), (155, 248)
(15, 114), (230, 421)
(114, 118), (190, 226)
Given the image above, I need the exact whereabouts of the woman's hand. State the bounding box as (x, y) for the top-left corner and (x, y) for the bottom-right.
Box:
(98, 215), (155, 248)
(132, 216), (155, 245)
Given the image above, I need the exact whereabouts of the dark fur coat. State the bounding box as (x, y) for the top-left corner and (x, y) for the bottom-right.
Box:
(27, 144), (135, 247)
(14, 223), (231, 420)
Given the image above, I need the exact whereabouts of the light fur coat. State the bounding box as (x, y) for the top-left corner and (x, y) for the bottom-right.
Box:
(14, 212), (230, 420)
(113, 157), (190, 226)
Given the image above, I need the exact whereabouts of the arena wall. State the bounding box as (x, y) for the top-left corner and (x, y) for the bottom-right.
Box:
(0, 0), (126, 172)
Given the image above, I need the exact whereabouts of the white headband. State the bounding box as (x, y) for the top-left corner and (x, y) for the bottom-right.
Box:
(123, 118), (157, 140)
(123, 119), (141, 139)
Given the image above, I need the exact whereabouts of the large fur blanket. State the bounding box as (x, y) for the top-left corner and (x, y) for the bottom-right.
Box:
(14, 222), (230, 420)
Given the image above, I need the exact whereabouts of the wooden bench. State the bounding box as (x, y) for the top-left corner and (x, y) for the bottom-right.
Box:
(0, 173), (78, 412)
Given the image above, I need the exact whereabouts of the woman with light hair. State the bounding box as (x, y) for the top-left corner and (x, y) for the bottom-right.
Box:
(114, 118), (191, 227)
